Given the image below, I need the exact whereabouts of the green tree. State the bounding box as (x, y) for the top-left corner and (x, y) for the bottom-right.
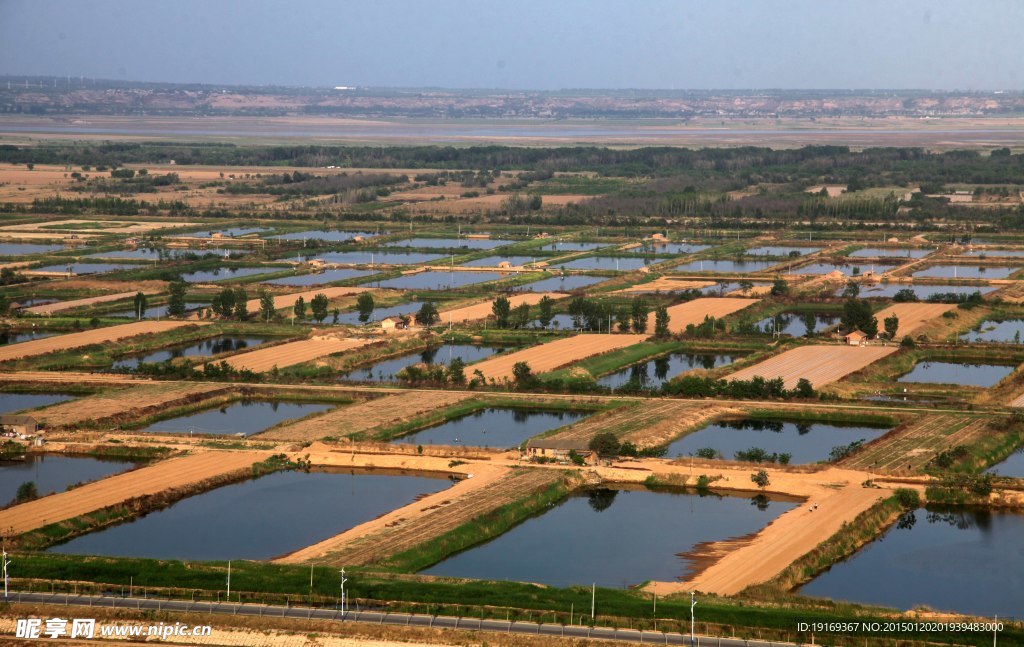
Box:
(751, 470), (770, 489)
(167, 279), (187, 317)
(232, 287), (248, 320)
(310, 293), (330, 323)
(356, 292), (375, 323)
(511, 302), (531, 329)
(511, 361), (533, 386)
(588, 432), (621, 458)
(132, 292), (147, 319)
(795, 378), (815, 398)
(630, 296), (649, 334)
(884, 314), (900, 340)
(15, 481), (38, 504)
(842, 298), (877, 338)
(842, 281), (860, 298)
(654, 305), (670, 338)
(446, 357), (466, 384)
(770, 277), (789, 297)
(0, 294), (7, 317)
(537, 295), (555, 328)
(213, 288), (236, 318)
(293, 296), (307, 320)
(492, 296), (511, 328)
(738, 280), (754, 295)
(415, 302), (440, 326)
(801, 312), (817, 337)
(259, 289), (276, 322)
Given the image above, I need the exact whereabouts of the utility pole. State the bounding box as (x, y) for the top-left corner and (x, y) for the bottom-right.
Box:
(226, 560), (231, 599)
(2, 547), (9, 599)
(590, 583), (595, 620)
(339, 568), (347, 616)
(690, 591), (697, 647)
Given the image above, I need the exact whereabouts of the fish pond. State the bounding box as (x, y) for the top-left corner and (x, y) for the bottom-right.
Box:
(672, 259), (777, 273)
(340, 344), (504, 382)
(849, 247), (931, 259)
(421, 486), (799, 588)
(0, 391), (75, 413)
(664, 419), (891, 464)
(180, 266), (282, 283)
(0, 330), (57, 345)
(273, 230), (376, 242)
(141, 400), (335, 436)
(596, 353), (740, 390)
(556, 256), (660, 271)
(0, 243), (67, 256)
(960, 319), (1024, 343)
(746, 246), (821, 256)
(897, 361), (1015, 387)
(263, 268), (375, 287)
(523, 274), (605, 292)
(394, 408), (587, 448)
(801, 506), (1024, 617)
(36, 263), (133, 275)
(361, 271), (504, 290)
(0, 455), (139, 505)
(913, 265), (1018, 279)
(754, 312), (840, 337)
(314, 250), (442, 265)
(112, 336), (275, 369)
(50, 468), (451, 561)
(848, 283), (997, 299)
(385, 237), (508, 250)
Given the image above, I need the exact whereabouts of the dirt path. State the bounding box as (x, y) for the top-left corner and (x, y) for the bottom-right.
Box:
(471, 334), (647, 381)
(645, 297), (759, 333)
(659, 482), (890, 596)
(726, 344), (897, 389)
(0, 321), (208, 362)
(32, 382), (231, 427)
(222, 336), (376, 372)
(259, 390), (474, 441)
(0, 451), (265, 535)
(872, 303), (956, 338)
(277, 458), (557, 566)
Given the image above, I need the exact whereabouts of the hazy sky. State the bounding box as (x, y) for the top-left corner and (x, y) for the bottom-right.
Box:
(1, 0), (1021, 90)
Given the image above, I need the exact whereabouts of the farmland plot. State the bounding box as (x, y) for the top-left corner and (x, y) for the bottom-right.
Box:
(726, 345), (897, 389)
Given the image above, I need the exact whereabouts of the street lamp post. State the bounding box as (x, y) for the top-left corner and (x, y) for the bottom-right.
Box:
(690, 591), (697, 647)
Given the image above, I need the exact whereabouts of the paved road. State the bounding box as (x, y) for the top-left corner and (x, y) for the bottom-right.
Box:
(8, 591), (794, 647)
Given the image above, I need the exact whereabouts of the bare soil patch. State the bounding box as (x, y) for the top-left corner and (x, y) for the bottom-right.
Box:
(0, 320), (208, 363)
(438, 293), (565, 324)
(726, 344), (897, 389)
(221, 336), (376, 372)
(471, 334), (647, 382)
(645, 297), (759, 334)
(33, 383), (230, 428)
(872, 303), (956, 338)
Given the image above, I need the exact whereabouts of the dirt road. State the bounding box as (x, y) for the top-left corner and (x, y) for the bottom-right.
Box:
(0, 451), (264, 535)
(0, 321), (208, 362)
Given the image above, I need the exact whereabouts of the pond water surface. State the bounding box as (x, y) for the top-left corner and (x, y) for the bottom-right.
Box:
(141, 400), (335, 436)
(897, 361), (1014, 387)
(395, 408), (587, 448)
(597, 353), (740, 390)
(0, 455), (138, 504)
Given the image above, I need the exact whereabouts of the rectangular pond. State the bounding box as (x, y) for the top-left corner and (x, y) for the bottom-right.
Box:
(0, 391), (75, 413)
(0, 455), (138, 505)
(987, 447), (1024, 478)
(107, 302), (206, 319)
(897, 361), (1015, 387)
(849, 283), (997, 299)
(665, 419), (891, 464)
(0, 330), (57, 345)
(50, 468), (451, 561)
(0, 243), (68, 256)
(539, 241), (611, 253)
(180, 266), (281, 283)
(111, 336), (276, 369)
(556, 256), (661, 271)
(960, 319), (1024, 343)
(965, 249), (1024, 258)
(395, 408), (587, 448)
(340, 344), (505, 382)
(796, 262), (885, 275)
(263, 268), (375, 287)
(754, 312), (840, 337)
(314, 250), (443, 265)
(522, 274), (605, 292)
(913, 265), (1018, 279)
(849, 247), (931, 259)
(188, 227), (269, 238)
(672, 259), (777, 273)
(421, 486), (799, 587)
(384, 237), (508, 250)
(642, 242), (712, 255)
(361, 271), (504, 290)
(596, 353), (741, 390)
(141, 399), (335, 436)
(800, 506), (1024, 617)
(88, 248), (251, 260)
(273, 230), (376, 242)
(746, 246), (821, 256)
(35, 263), (133, 275)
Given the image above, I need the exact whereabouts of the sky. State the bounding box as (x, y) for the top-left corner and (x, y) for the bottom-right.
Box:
(1, 0), (1022, 91)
